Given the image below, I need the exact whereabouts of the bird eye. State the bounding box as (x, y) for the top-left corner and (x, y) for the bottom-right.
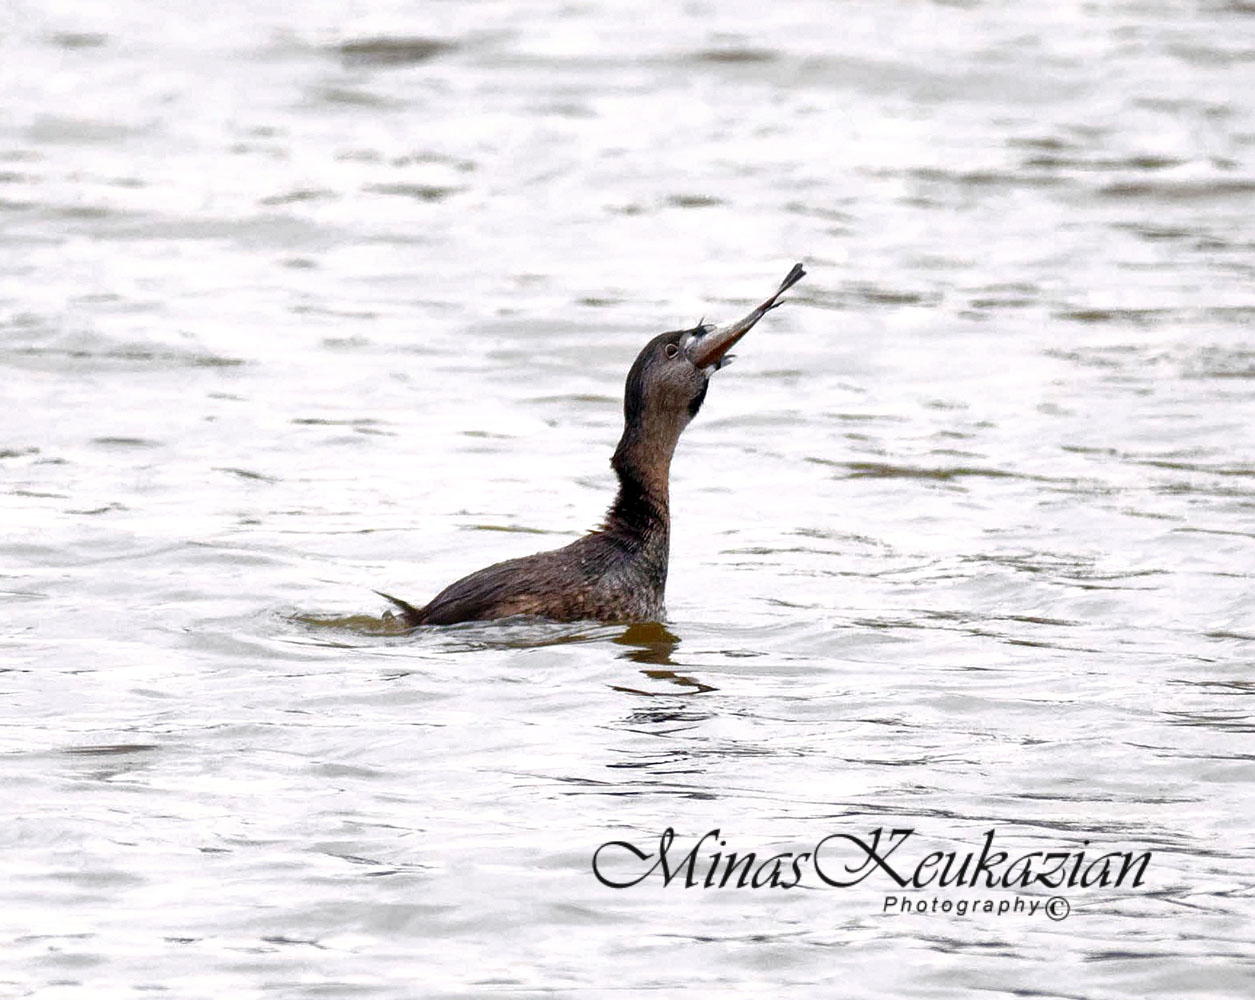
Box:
(664, 343), (679, 359)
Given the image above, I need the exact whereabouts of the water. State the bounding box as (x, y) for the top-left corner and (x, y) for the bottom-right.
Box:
(2, 0), (1253, 996)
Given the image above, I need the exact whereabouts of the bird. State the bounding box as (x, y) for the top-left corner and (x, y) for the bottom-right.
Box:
(379, 263), (806, 627)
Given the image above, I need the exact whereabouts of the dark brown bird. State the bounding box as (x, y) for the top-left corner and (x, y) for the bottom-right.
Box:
(380, 263), (806, 627)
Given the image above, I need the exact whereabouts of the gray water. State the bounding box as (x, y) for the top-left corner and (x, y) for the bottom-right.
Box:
(2, 1), (1254, 996)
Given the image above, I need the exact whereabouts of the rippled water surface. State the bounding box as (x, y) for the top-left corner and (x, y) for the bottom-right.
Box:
(3, 1), (1254, 996)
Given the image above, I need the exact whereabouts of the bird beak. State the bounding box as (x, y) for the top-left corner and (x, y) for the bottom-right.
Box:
(687, 262), (806, 370)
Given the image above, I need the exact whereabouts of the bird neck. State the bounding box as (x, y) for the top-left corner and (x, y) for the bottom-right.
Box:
(606, 428), (674, 547)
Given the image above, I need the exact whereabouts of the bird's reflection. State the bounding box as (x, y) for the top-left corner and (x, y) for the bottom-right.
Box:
(613, 622), (679, 665)
(610, 622), (718, 697)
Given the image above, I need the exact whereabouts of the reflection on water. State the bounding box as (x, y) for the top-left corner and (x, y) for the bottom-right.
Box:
(613, 622), (677, 665)
(3, 0), (1254, 996)
(611, 622), (718, 696)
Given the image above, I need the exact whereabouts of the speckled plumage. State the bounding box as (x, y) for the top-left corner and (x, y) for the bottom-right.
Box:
(382, 263), (805, 627)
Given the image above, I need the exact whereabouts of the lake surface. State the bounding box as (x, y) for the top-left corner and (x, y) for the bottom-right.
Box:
(2, 1), (1253, 996)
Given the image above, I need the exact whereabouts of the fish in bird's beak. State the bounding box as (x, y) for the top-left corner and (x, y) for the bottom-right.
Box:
(686, 262), (806, 371)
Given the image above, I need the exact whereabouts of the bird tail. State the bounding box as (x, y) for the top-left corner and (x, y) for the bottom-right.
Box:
(375, 590), (424, 627)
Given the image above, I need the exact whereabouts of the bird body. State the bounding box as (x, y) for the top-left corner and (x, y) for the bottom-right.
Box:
(381, 263), (805, 627)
